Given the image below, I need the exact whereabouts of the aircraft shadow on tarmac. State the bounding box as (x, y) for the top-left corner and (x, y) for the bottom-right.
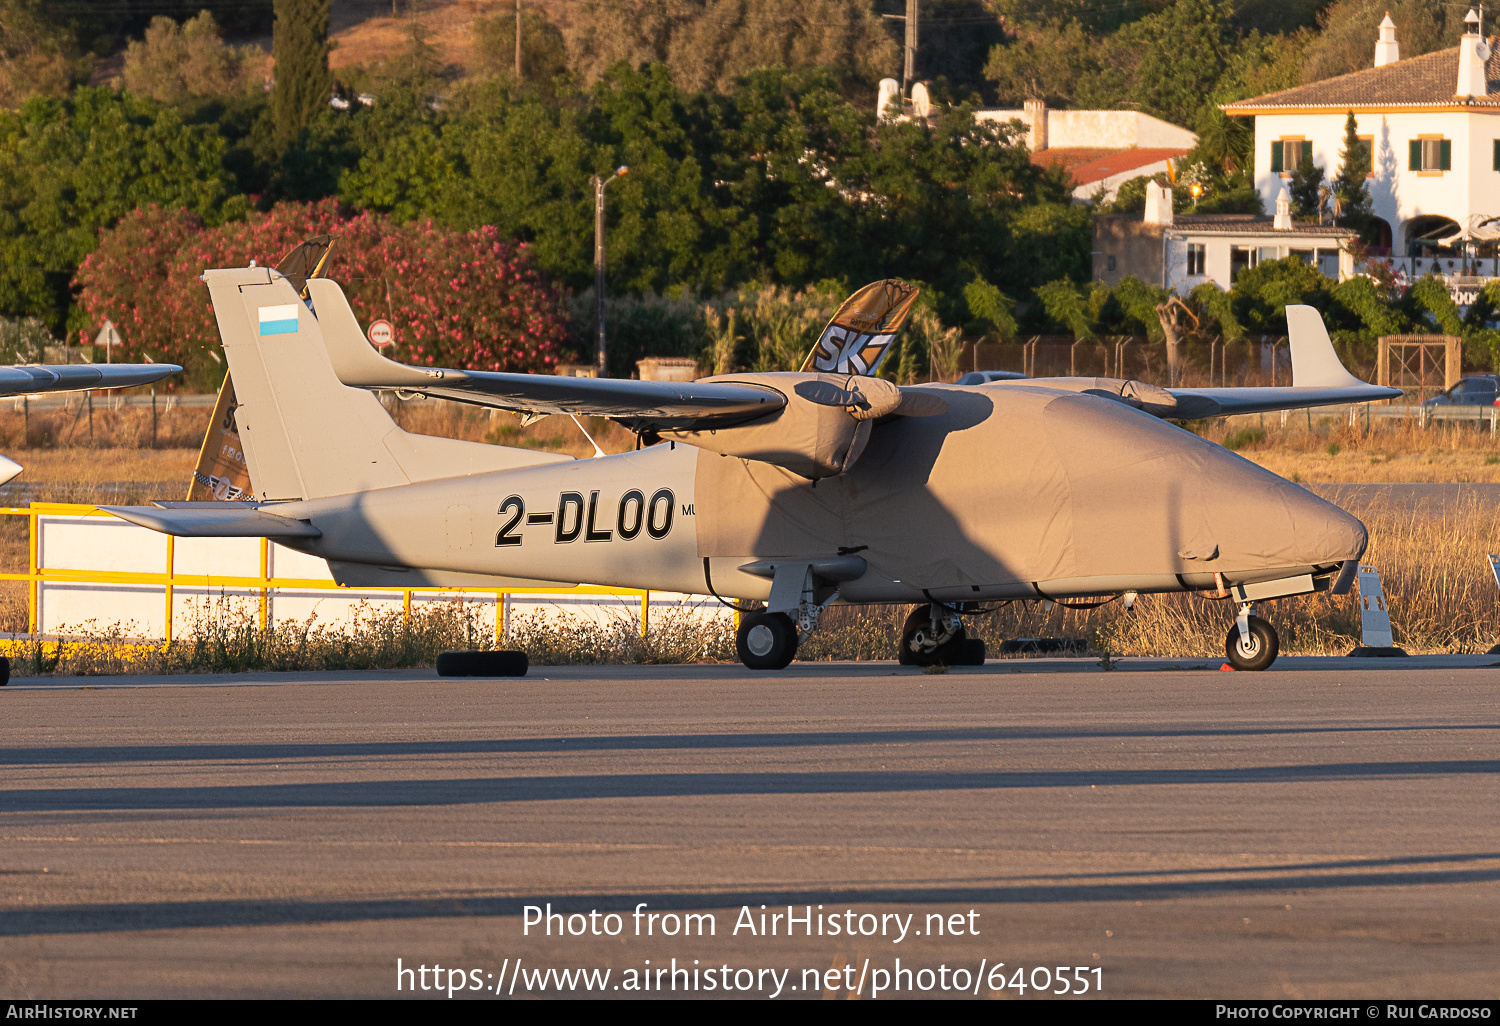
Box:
(7, 759), (1500, 812)
(5, 856), (1500, 938)
(5, 722), (1500, 765)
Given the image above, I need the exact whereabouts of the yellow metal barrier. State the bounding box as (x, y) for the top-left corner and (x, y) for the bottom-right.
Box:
(0, 503), (653, 643)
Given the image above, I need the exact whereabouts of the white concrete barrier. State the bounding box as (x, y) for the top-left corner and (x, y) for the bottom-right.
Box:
(33, 511), (727, 640)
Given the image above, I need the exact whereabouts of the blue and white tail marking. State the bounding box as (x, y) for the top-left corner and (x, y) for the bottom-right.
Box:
(258, 303), (300, 336)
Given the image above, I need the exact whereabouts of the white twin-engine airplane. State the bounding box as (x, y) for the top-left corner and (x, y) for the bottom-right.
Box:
(105, 266), (1398, 672)
(0, 362), (181, 485)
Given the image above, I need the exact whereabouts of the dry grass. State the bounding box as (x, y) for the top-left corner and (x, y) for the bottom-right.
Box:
(800, 489), (1500, 660)
(1201, 411), (1500, 483)
(9, 597), (498, 677)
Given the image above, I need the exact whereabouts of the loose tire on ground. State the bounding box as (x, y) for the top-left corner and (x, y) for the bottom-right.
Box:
(898, 607), (970, 667)
(436, 650), (529, 677)
(736, 611), (799, 670)
(0, 655), (8, 686)
(1224, 616), (1278, 671)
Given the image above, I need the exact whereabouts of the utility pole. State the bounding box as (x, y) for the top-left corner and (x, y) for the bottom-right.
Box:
(592, 166), (628, 376)
(903, 0), (919, 95)
(514, 0), (522, 79)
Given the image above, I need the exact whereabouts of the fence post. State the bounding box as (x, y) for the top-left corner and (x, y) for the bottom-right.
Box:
(402, 589), (411, 627)
(164, 535), (175, 646)
(27, 508), (38, 635)
(258, 537), (269, 633)
(640, 590), (650, 638)
(496, 591), (504, 646)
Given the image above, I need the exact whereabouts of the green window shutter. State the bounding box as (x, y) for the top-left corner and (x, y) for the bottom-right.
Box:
(1440, 139), (1452, 170)
(1270, 142), (1282, 173)
(1410, 139), (1421, 170)
(1300, 141), (1312, 166)
(1494, 139), (1500, 171)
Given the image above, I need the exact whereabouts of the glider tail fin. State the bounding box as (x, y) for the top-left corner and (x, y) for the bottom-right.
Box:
(203, 266), (564, 501)
(799, 279), (921, 376)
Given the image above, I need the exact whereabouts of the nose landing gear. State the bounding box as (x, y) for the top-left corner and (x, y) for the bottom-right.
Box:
(899, 604), (986, 667)
(1224, 603), (1279, 671)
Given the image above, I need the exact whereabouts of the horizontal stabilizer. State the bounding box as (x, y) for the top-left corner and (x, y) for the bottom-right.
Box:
(0, 363), (180, 396)
(101, 504), (321, 538)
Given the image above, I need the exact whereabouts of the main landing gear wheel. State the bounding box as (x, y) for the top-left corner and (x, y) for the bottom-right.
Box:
(899, 606), (982, 667)
(1224, 615), (1279, 671)
(737, 611), (799, 670)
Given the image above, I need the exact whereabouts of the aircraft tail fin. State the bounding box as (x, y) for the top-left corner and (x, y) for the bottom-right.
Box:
(799, 280), (921, 376)
(1286, 304), (1366, 389)
(203, 266), (566, 501)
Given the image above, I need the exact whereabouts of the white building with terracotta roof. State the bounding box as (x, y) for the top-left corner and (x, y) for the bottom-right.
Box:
(1222, 8), (1500, 275)
(973, 99), (1198, 202)
(882, 83), (1199, 203)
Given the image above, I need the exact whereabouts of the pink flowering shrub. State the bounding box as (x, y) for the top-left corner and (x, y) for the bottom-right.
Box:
(76, 201), (574, 385)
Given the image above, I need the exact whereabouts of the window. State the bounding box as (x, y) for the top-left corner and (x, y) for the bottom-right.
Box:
(1270, 138), (1310, 175)
(1316, 249), (1340, 279)
(1409, 137), (1452, 172)
(1257, 246), (1280, 264)
(1187, 243), (1206, 276)
(1106, 254), (1117, 272)
(1290, 248), (1314, 265)
(1230, 246), (1253, 282)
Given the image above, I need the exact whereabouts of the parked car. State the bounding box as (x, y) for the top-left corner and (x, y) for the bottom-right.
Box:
(956, 370), (1029, 385)
(1421, 375), (1500, 406)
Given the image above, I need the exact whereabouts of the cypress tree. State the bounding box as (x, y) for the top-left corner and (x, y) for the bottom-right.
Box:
(272, 0), (332, 147)
(1334, 110), (1373, 231)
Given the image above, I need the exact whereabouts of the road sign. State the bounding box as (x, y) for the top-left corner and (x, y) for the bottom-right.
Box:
(368, 319), (394, 347)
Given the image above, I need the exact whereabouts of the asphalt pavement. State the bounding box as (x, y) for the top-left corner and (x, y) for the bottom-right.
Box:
(1, 661), (1497, 999)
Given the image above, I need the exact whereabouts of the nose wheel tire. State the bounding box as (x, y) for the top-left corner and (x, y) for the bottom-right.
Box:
(898, 607), (978, 667)
(1224, 615), (1279, 671)
(737, 611), (799, 670)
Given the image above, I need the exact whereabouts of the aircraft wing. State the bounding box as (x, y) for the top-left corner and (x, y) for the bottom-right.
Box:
(0, 363), (181, 395)
(1162, 383), (1399, 418)
(1008, 305), (1400, 419)
(306, 279), (784, 429)
(1168, 306), (1401, 415)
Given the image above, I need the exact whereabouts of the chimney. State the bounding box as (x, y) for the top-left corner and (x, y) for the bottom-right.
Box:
(877, 78), (900, 122)
(1023, 98), (1047, 153)
(1375, 12), (1399, 67)
(1274, 185), (1293, 230)
(1144, 180), (1173, 226)
(911, 81), (932, 119)
(1457, 8), (1489, 98)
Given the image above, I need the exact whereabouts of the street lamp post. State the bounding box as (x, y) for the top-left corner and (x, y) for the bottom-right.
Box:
(592, 165), (628, 376)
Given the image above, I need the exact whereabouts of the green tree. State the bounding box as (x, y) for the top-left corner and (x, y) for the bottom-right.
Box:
(983, 19), (1096, 105)
(1230, 256), (1331, 331)
(271, 0), (331, 147)
(471, 6), (569, 92)
(0, 88), (243, 332)
(0, 0), (93, 106)
(122, 11), (263, 105)
(1333, 110), (1373, 234)
(963, 276), (1016, 337)
(561, 0), (898, 94)
(1288, 149), (1324, 221)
